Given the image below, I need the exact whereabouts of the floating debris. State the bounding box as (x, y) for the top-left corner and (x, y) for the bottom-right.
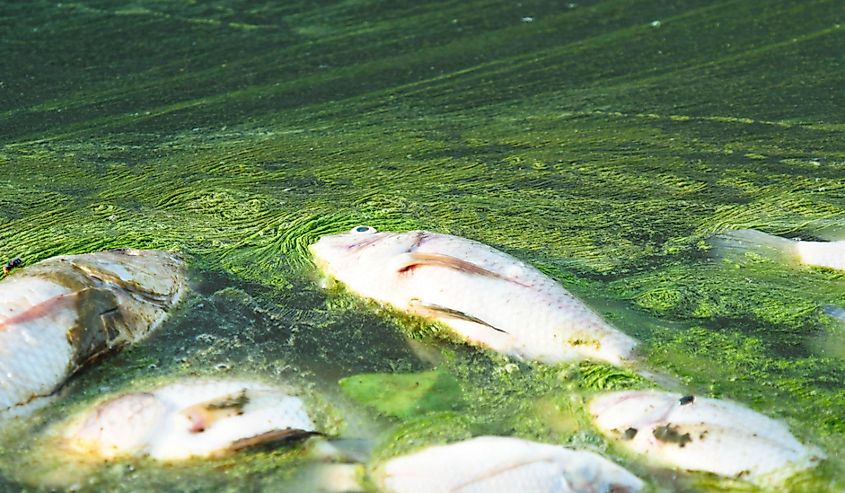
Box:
(2, 257), (22, 275)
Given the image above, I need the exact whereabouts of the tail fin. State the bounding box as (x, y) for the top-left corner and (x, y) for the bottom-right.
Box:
(709, 229), (799, 265)
(634, 365), (684, 393)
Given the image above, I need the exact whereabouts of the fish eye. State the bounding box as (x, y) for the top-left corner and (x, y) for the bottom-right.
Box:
(352, 225), (376, 234)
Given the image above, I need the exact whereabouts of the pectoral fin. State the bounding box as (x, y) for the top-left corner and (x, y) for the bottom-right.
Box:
(69, 287), (124, 364)
(409, 299), (508, 334)
(396, 252), (529, 287)
(227, 429), (323, 452)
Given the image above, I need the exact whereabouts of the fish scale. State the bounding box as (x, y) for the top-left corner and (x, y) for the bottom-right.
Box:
(0, 249), (186, 413)
(310, 227), (638, 366)
(589, 390), (824, 482)
(375, 436), (644, 493)
(62, 379), (318, 461)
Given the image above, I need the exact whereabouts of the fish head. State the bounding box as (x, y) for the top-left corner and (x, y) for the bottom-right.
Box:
(69, 249), (187, 343)
(67, 249), (186, 301)
(310, 226), (423, 293)
(63, 392), (166, 459)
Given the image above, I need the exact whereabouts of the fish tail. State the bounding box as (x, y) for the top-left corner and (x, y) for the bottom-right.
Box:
(634, 366), (684, 392)
(709, 229), (799, 265)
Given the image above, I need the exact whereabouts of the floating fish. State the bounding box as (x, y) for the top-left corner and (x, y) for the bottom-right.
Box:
(310, 227), (638, 366)
(710, 229), (844, 271)
(0, 249), (186, 412)
(62, 379), (319, 461)
(374, 436), (644, 493)
(589, 390), (824, 481)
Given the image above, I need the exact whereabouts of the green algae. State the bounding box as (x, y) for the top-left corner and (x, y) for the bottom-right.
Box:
(339, 370), (465, 419)
(1, 0), (844, 491)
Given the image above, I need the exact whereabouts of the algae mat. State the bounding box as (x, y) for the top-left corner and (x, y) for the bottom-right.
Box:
(1, 0), (844, 491)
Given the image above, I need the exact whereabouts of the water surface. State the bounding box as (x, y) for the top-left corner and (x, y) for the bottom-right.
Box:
(1, 1), (843, 491)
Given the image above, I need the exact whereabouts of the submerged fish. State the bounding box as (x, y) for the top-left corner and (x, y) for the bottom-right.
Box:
(711, 229), (844, 271)
(0, 249), (186, 412)
(375, 436), (643, 493)
(310, 227), (638, 366)
(823, 305), (845, 323)
(589, 390), (824, 481)
(62, 379), (318, 461)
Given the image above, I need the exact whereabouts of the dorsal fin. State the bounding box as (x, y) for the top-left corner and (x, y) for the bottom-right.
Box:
(396, 252), (530, 287)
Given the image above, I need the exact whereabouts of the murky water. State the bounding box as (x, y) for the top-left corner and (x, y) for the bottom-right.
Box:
(1, 0), (843, 491)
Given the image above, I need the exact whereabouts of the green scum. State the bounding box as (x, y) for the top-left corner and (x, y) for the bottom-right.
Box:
(1, 0), (843, 491)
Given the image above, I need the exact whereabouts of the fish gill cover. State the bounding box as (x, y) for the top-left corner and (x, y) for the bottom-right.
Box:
(0, 0), (843, 491)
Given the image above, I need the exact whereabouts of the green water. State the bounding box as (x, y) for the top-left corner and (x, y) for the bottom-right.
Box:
(1, 0), (843, 491)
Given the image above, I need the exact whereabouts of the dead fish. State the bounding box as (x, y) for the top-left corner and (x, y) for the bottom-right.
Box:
(589, 390), (824, 481)
(710, 229), (844, 271)
(310, 227), (638, 366)
(62, 379), (319, 461)
(0, 249), (186, 413)
(374, 436), (644, 493)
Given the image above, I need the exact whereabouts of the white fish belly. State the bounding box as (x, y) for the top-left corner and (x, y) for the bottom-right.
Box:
(63, 380), (317, 461)
(393, 265), (635, 365)
(0, 277), (78, 410)
(378, 436), (643, 493)
(151, 381), (316, 460)
(590, 391), (823, 480)
(312, 229), (638, 365)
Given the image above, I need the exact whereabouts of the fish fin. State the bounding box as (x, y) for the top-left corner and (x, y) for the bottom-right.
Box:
(69, 288), (125, 364)
(708, 229), (799, 264)
(227, 428), (322, 452)
(395, 252), (529, 287)
(408, 299), (508, 334)
(180, 389), (250, 433)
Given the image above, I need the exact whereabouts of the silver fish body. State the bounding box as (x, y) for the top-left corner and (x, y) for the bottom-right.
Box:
(310, 227), (637, 366)
(375, 436), (644, 493)
(61, 379), (318, 460)
(0, 249), (186, 412)
(589, 390), (824, 481)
